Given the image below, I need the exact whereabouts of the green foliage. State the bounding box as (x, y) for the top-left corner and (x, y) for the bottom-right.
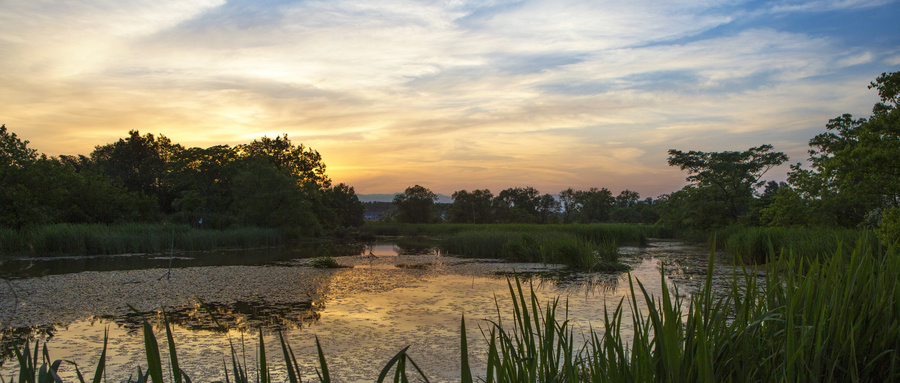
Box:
(491, 187), (560, 224)
(656, 186), (730, 230)
(0, 127), (362, 236)
(759, 185), (809, 226)
(237, 134), (330, 188)
(787, 71), (900, 227)
(393, 185), (438, 223)
(230, 164), (319, 233)
(309, 256), (346, 268)
(437, 224), (658, 270)
(723, 226), (874, 264)
(666, 145), (788, 229)
(320, 183), (365, 229)
(470, 244), (900, 382)
(90, 130), (183, 211)
(166, 145), (239, 227)
(877, 206), (900, 245)
(448, 189), (494, 224)
(568, 187), (614, 223)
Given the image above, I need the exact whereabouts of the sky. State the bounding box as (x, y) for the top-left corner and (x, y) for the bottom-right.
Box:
(2, 0), (898, 199)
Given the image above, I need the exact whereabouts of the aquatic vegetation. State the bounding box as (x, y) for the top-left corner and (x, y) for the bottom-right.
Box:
(308, 256), (347, 268)
(0, 224), (285, 256)
(439, 230), (628, 271)
(722, 226), (878, 263)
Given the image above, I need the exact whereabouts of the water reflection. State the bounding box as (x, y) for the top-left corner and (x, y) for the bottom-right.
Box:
(358, 241), (438, 257)
(109, 300), (323, 335)
(0, 325), (58, 366)
(498, 270), (621, 293)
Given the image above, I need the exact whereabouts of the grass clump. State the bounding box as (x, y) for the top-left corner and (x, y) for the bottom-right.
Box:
(439, 230), (628, 271)
(309, 256), (347, 268)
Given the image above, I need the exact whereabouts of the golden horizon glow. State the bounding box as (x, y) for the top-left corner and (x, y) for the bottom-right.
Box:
(2, 0), (897, 198)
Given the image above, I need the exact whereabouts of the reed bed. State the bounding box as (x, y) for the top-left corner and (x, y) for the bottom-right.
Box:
(467, 242), (900, 382)
(723, 226), (876, 263)
(0, 224), (285, 256)
(438, 230), (626, 271)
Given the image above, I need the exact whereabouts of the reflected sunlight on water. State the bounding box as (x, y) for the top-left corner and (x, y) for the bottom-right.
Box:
(0, 240), (738, 382)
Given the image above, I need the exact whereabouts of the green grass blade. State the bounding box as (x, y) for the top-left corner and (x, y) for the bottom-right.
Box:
(460, 315), (473, 383)
(315, 336), (331, 383)
(377, 346), (410, 383)
(164, 313), (183, 383)
(90, 328), (108, 383)
(258, 330), (269, 383)
(276, 331), (299, 383)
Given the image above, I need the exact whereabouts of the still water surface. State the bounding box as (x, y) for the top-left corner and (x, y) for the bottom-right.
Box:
(0, 241), (740, 382)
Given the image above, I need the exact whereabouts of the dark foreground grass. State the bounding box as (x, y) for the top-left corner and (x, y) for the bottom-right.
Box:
(0, 224), (288, 256)
(7, 241), (899, 382)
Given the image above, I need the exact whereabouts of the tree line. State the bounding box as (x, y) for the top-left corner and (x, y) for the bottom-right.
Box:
(386, 184), (659, 225)
(0, 129), (364, 233)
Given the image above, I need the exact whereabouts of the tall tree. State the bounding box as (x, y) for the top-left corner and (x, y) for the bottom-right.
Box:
(558, 188), (579, 223)
(394, 185), (438, 223)
(495, 187), (543, 223)
(91, 130), (183, 211)
(238, 134), (330, 188)
(576, 187), (614, 223)
(450, 189), (494, 224)
(668, 145), (788, 226)
(166, 145), (240, 227)
(321, 183), (366, 228)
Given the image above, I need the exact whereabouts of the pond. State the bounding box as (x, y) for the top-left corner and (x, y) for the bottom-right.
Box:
(0, 240), (746, 382)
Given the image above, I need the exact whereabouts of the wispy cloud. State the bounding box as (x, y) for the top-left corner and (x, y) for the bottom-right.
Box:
(1, 0), (896, 197)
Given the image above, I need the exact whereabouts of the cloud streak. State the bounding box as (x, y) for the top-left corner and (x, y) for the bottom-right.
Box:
(1, 0), (897, 198)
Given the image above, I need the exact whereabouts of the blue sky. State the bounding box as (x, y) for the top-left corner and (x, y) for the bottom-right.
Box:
(1, 0), (898, 197)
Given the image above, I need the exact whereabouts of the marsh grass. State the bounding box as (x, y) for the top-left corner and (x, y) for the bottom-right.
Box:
(0, 224), (285, 256)
(309, 256), (347, 268)
(439, 230), (628, 270)
(468, 241), (900, 382)
(723, 226), (878, 263)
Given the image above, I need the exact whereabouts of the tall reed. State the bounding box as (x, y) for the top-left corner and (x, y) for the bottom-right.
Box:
(470, 242), (900, 382)
(723, 226), (877, 263)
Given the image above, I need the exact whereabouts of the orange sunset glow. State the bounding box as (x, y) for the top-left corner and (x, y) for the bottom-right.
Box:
(2, 0), (898, 198)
